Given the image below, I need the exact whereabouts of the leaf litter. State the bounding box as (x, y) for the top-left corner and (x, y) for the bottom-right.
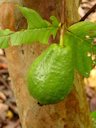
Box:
(0, 49), (21, 128)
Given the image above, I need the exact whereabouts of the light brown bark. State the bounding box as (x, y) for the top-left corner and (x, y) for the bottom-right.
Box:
(0, 0), (92, 128)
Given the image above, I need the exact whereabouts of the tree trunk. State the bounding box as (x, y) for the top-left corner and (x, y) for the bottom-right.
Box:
(0, 0), (92, 128)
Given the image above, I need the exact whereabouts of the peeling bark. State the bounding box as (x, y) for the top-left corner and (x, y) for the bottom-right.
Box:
(0, 0), (92, 128)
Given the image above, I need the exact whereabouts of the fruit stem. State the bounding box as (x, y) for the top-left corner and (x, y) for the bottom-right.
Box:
(59, 0), (65, 47)
(60, 24), (64, 47)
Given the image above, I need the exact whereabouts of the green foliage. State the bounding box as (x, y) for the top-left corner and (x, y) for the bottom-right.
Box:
(64, 21), (96, 77)
(91, 111), (96, 119)
(0, 6), (59, 48)
(0, 29), (14, 48)
(91, 111), (96, 128)
(11, 6), (59, 45)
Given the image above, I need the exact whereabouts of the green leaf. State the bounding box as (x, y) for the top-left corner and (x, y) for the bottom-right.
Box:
(91, 112), (96, 128)
(0, 29), (14, 48)
(50, 16), (59, 27)
(18, 6), (51, 29)
(10, 28), (57, 45)
(64, 21), (96, 77)
(10, 6), (59, 45)
(0, 6), (59, 48)
(91, 111), (96, 119)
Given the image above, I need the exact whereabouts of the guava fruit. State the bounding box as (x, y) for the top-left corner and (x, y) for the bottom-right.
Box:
(27, 44), (74, 105)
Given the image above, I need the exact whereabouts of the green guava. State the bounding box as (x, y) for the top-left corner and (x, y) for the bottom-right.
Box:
(27, 44), (74, 105)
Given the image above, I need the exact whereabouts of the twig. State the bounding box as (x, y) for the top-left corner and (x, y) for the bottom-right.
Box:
(79, 4), (96, 21)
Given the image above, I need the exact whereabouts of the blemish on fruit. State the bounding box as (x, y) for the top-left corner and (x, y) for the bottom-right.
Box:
(37, 102), (43, 106)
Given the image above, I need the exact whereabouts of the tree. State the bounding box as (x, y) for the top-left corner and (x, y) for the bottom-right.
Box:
(0, 0), (93, 128)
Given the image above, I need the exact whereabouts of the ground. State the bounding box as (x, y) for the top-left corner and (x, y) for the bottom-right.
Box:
(0, 50), (21, 128)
